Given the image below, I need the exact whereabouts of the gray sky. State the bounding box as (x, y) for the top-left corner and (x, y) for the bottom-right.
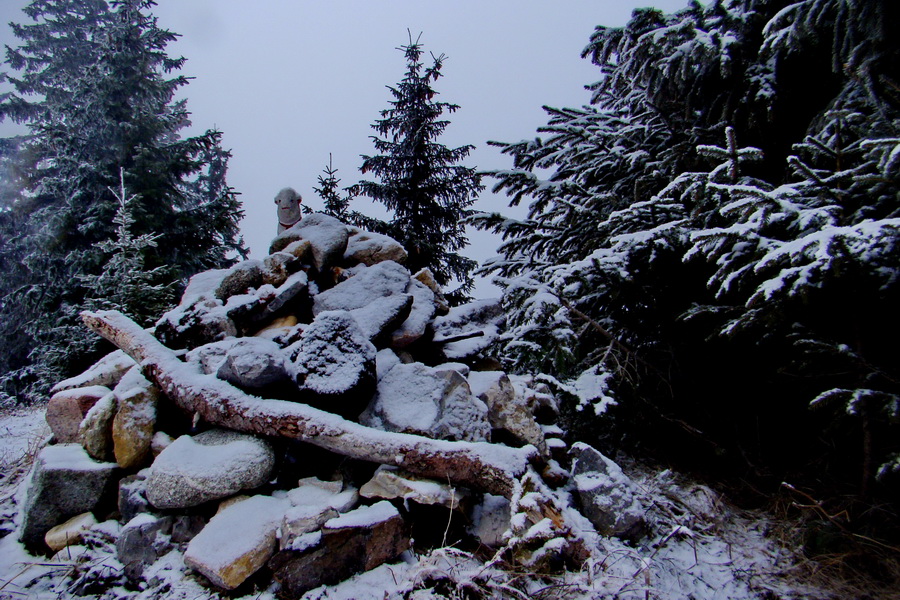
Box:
(1, 0), (688, 296)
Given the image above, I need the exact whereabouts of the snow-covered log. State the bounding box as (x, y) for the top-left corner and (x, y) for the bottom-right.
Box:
(81, 310), (536, 497)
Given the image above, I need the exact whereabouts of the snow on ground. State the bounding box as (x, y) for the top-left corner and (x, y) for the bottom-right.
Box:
(0, 406), (832, 600)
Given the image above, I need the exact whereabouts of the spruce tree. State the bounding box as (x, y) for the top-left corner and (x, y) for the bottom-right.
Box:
(0, 0), (247, 403)
(476, 0), (900, 509)
(356, 35), (483, 304)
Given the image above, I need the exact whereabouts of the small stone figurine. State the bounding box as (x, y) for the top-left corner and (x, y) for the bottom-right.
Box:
(274, 187), (303, 233)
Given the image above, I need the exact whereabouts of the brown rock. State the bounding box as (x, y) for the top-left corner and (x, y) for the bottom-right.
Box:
(45, 512), (97, 552)
(46, 386), (111, 443)
(111, 368), (160, 469)
(270, 501), (409, 598)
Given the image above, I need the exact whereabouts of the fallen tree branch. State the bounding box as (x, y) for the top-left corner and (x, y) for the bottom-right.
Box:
(82, 310), (536, 497)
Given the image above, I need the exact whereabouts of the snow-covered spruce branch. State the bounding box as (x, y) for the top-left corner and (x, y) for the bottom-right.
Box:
(81, 310), (538, 497)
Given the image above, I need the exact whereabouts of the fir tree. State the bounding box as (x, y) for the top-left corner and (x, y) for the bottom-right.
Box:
(0, 0), (246, 403)
(313, 154), (358, 224)
(356, 34), (483, 304)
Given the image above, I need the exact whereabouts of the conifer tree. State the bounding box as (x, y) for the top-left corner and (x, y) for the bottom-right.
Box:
(0, 0), (247, 403)
(356, 34), (483, 304)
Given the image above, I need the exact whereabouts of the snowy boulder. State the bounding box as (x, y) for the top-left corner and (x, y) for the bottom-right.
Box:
(344, 228), (407, 266)
(111, 368), (159, 469)
(290, 310), (377, 418)
(46, 385), (111, 443)
(270, 501), (410, 598)
(185, 338), (242, 375)
(145, 429), (275, 509)
(312, 260), (410, 315)
(349, 294), (413, 342)
(361, 362), (491, 443)
(184, 495), (290, 590)
(50, 350), (135, 393)
(432, 298), (504, 361)
(154, 269), (238, 349)
(18, 444), (117, 550)
(281, 478), (359, 550)
(262, 251), (297, 287)
(118, 473), (152, 524)
(570, 442), (644, 538)
(216, 337), (292, 392)
(468, 371), (548, 456)
(270, 212), (349, 271)
(360, 466), (469, 509)
(390, 279), (437, 348)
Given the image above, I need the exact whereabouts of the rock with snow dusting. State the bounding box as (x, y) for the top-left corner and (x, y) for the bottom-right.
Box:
(469, 493), (511, 548)
(361, 362), (491, 442)
(432, 298), (504, 361)
(50, 350), (136, 393)
(185, 495), (290, 590)
(77, 391), (117, 461)
(312, 261), (410, 315)
(262, 251), (297, 287)
(145, 429), (275, 509)
(215, 260), (264, 300)
(154, 269), (238, 349)
(468, 371), (548, 456)
(46, 385), (111, 443)
(570, 442), (644, 538)
(349, 294), (413, 342)
(216, 337), (291, 391)
(413, 268), (449, 315)
(118, 473), (152, 524)
(290, 310), (376, 418)
(44, 511), (97, 552)
(270, 212), (349, 271)
(280, 477), (359, 550)
(185, 338), (242, 375)
(390, 279), (437, 348)
(19, 444), (117, 550)
(360, 466), (469, 509)
(344, 229), (407, 266)
(116, 514), (175, 582)
(111, 368), (159, 469)
(270, 501), (409, 598)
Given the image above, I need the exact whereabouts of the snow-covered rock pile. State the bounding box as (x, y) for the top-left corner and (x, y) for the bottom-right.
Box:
(1, 213), (819, 599)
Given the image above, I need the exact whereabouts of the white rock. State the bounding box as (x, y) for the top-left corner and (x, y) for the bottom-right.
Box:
(469, 494), (511, 548)
(145, 429), (275, 509)
(432, 298), (504, 360)
(345, 229), (408, 266)
(390, 279), (436, 348)
(361, 362), (491, 442)
(185, 495), (290, 590)
(312, 261), (410, 315)
(349, 294), (413, 340)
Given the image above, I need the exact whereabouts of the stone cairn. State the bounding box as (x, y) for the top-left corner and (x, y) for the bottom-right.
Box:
(21, 213), (645, 596)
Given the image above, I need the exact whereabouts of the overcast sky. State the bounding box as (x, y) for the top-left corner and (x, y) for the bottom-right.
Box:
(1, 0), (689, 296)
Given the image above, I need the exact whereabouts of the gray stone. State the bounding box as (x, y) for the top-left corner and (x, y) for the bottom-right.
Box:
(19, 444), (117, 550)
(361, 363), (491, 443)
(185, 339), (242, 375)
(432, 298), (505, 361)
(116, 514), (174, 582)
(270, 501), (409, 598)
(570, 443), (644, 538)
(390, 280), (437, 348)
(46, 386), (110, 443)
(216, 337), (291, 390)
(349, 294), (413, 341)
(118, 473), (152, 524)
(469, 494), (511, 548)
(145, 429), (275, 509)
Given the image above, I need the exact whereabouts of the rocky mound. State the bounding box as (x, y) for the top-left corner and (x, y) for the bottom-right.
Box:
(16, 214), (645, 596)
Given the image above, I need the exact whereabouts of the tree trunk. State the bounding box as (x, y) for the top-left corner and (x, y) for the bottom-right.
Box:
(81, 310), (536, 497)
